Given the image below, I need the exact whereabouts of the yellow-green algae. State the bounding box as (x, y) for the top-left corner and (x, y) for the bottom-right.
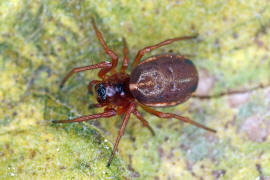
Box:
(0, 0), (270, 179)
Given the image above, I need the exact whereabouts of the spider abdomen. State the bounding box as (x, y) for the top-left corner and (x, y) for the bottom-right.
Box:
(129, 54), (198, 107)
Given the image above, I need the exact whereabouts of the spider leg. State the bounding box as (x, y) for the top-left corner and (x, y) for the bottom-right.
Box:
(91, 18), (119, 77)
(120, 38), (129, 73)
(138, 103), (216, 133)
(107, 103), (136, 167)
(52, 109), (116, 123)
(60, 62), (111, 88)
(131, 35), (197, 68)
(133, 109), (155, 136)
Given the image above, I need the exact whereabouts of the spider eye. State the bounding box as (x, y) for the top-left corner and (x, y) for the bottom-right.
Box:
(115, 83), (124, 93)
(97, 84), (106, 100)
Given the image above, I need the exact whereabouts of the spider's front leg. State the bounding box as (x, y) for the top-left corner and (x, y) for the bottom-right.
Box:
(91, 18), (119, 77)
(120, 38), (129, 73)
(60, 62), (111, 88)
(52, 108), (116, 123)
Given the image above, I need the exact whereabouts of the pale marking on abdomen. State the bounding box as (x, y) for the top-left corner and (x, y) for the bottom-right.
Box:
(136, 69), (166, 96)
(168, 66), (177, 91)
(177, 77), (193, 84)
(168, 66), (193, 92)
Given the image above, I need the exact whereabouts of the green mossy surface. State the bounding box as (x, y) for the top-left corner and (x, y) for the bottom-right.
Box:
(0, 0), (270, 179)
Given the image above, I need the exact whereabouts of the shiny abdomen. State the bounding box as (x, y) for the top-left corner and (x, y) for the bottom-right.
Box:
(129, 54), (198, 107)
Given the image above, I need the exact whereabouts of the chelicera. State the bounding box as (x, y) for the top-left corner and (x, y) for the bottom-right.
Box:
(53, 18), (216, 167)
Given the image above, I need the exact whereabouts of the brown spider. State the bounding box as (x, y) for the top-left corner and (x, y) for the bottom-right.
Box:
(53, 18), (216, 167)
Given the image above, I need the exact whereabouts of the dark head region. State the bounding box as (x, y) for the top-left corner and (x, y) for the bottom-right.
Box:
(97, 84), (106, 100)
(115, 83), (124, 94)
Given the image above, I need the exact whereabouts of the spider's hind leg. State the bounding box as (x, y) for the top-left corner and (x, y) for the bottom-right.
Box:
(139, 103), (216, 133)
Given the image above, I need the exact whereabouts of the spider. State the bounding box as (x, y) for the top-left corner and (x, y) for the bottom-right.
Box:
(53, 18), (216, 167)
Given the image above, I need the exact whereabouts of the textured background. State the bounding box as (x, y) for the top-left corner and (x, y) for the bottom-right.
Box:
(0, 0), (270, 179)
